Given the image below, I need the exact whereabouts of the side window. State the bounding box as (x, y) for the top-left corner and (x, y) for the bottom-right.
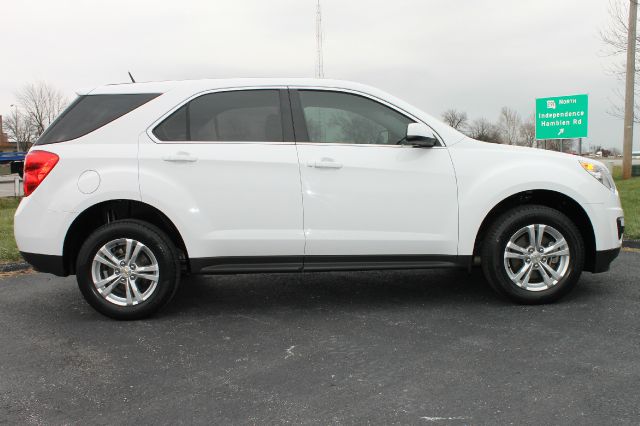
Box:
(153, 104), (187, 141)
(37, 94), (160, 145)
(297, 90), (414, 145)
(153, 90), (283, 142)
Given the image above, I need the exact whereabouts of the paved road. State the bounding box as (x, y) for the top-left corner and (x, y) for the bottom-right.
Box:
(1, 252), (639, 424)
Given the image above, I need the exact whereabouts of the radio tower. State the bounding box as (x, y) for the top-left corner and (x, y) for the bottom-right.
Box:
(315, 0), (324, 78)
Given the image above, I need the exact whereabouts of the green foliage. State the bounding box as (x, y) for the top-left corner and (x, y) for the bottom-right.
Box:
(614, 171), (640, 240)
(0, 197), (21, 262)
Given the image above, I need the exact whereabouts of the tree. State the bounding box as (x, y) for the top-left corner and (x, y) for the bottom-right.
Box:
(518, 115), (536, 147)
(3, 107), (34, 151)
(601, 0), (640, 122)
(441, 109), (468, 131)
(467, 118), (502, 143)
(4, 82), (67, 149)
(497, 106), (521, 145)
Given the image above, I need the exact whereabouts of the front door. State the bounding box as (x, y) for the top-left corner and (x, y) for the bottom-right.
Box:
(290, 89), (458, 258)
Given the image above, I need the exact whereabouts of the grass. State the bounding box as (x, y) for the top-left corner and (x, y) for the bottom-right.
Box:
(0, 168), (637, 263)
(0, 197), (21, 263)
(613, 166), (640, 240)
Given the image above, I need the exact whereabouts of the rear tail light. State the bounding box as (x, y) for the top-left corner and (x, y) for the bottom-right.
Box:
(23, 150), (59, 196)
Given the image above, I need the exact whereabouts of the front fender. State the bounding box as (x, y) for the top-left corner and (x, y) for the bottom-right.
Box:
(449, 141), (608, 255)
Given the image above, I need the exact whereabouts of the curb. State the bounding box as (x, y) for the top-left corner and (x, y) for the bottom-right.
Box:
(624, 239), (640, 249)
(0, 262), (31, 273)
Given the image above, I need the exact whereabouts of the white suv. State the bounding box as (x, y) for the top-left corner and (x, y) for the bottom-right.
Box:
(14, 79), (624, 319)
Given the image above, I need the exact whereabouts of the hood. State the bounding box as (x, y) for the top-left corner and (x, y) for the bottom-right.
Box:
(452, 136), (601, 166)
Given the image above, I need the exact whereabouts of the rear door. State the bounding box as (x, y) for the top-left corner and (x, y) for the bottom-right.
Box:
(290, 88), (458, 260)
(139, 88), (305, 271)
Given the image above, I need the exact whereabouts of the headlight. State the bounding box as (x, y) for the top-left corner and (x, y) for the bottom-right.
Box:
(579, 161), (616, 192)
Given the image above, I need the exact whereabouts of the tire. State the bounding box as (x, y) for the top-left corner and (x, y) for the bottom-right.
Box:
(481, 205), (584, 304)
(76, 219), (180, 320)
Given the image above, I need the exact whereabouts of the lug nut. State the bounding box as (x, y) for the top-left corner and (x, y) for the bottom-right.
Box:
(534, 263), (539, 268)
(131, 274), (136, 279)
(539, 248), (544, 253)
(528, 248), (534, 253)
(525, 258), (531, 263)
(130, 264), (136, 270)
(120, 261), (126, 266)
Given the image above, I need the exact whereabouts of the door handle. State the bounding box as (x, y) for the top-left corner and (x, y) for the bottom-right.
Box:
(308, 159), (343, 169)
(162, 152), (198, 163)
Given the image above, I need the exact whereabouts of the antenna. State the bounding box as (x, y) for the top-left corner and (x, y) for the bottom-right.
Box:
(315, 0), (324, 78)
(128, 71), (136, 83)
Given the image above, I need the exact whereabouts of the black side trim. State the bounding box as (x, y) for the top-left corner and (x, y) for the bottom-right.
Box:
(20, 252), (68, 276)
(279, 89), (295, 142)
(288, 89), (309, 142)
(190, 255), (470, 275)
(190, 256), (303, 274)
(587, 247), (621, 273)
(303, 255), (469, 271)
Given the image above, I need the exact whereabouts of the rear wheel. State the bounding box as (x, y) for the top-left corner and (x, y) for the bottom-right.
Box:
(481, 205), (584, 304)
(76, 220), (180, 320)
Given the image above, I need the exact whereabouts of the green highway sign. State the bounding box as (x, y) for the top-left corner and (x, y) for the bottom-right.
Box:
(535, 94), (588, 140)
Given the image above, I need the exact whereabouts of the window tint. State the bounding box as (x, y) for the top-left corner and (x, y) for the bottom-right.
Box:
(37, 93), (160, 145)
(153, 90), (283, 142)
(153, 104), (187, 141)
(298, 90), (413, 145)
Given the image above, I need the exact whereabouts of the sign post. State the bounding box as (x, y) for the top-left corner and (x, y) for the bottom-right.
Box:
(535, 94), (588, 151)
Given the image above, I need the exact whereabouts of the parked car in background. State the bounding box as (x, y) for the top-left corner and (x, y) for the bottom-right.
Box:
(13, 79), (624, 319)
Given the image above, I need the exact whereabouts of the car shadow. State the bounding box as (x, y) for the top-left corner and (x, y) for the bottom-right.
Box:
(161, 267), (581, 319)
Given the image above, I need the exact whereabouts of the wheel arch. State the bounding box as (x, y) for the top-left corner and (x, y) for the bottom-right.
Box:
(63, 199), (188, 275)
(472, 190), (597, 272)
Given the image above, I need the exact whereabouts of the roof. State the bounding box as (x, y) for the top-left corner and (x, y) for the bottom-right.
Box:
(83, 78), (382, 96)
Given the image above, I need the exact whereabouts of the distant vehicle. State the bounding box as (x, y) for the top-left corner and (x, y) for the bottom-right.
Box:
(13, 79), (625, 320)
(0, 152), (26, 164)
(633, 151), (640, 158)
(0, 152), (26, 177)
(596, 151), (603, 157)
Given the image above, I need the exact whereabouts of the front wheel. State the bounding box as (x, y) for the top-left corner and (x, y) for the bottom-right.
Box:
(76, 220), (180, 320)
(481, 205), (585, 304)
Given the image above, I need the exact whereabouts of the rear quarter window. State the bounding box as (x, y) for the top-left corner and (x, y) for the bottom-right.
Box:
(36, 93), (160, 145)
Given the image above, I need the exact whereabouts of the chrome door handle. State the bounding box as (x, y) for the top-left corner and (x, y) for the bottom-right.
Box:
(308, 160), (343, 169)
(162, 152), (198, 162)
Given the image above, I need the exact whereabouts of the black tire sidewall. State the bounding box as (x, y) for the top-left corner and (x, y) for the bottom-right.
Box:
(482, 206), (584, 304)
(76, 220), (179, 320)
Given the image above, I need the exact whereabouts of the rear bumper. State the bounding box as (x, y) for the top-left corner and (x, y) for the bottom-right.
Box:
(589, 247), (621, 273)
(20, 252), (68, 277)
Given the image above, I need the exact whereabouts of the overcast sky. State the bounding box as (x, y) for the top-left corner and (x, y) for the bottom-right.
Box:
(1, 0), (636, 150)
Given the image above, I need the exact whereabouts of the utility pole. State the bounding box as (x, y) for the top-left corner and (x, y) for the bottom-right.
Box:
(622, 0), (638, 179)
(315, 0), (324, 78)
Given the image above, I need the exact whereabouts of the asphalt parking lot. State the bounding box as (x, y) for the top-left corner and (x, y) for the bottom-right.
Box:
(1, 252), (639, 425)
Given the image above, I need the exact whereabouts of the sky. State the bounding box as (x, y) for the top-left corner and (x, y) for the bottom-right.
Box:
(1, 0), (636, 151)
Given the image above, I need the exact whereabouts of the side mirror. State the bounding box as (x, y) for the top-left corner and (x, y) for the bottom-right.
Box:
(405, 123), (438, 148)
